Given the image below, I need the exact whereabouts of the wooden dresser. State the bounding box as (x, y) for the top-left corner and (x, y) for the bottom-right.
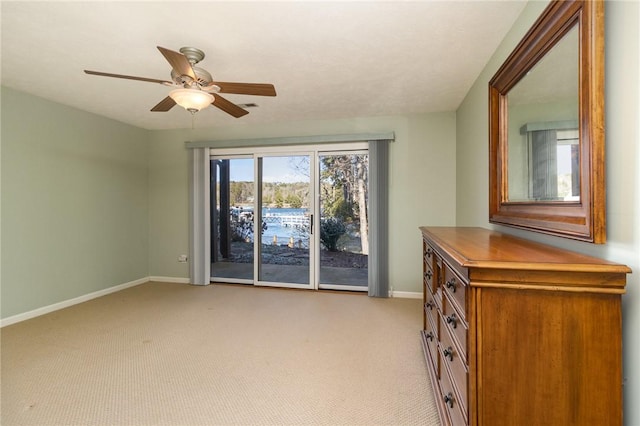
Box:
(419, 227), (630, 426)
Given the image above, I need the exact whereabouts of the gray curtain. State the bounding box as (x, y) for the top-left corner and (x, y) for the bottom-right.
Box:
(530, 129), (558, 200)
(368, 139), (391, 297)
(188, 148), (211, 285)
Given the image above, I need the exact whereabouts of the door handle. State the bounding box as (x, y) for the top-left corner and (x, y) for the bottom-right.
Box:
(310, 214), (314, 234)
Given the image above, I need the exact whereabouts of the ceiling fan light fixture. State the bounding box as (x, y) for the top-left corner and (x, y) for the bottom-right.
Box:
(169, 88), (214, 113)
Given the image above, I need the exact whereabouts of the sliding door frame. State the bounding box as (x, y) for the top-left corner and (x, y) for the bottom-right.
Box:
(210, 142), (368, 290)
(254, 151), (316, 290)
(316, 148), (369, 292)
(210, 154), (255, 285)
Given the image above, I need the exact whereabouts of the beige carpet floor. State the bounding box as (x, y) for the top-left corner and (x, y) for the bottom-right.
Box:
(1, 282), (439, 425)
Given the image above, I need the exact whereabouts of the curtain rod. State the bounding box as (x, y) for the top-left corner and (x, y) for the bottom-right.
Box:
(185, 132), (395, 149)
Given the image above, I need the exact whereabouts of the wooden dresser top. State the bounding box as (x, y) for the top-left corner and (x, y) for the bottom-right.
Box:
(420, 227), (631, 275)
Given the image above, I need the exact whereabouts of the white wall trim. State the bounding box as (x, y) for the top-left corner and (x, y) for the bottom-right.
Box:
(392, 291), (422, 299)
(0, 277), (149, 328)
(148, 276), (190, 284)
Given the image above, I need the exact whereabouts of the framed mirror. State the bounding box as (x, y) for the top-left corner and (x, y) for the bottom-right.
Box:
(489, 0), (605, 243)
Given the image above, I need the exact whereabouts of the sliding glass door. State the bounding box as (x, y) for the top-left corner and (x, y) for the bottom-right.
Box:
(210, 157), (255, 282)
(210, 144), (368, 292)
(256, 155), (314, 288)
(317, 152), (369, 290)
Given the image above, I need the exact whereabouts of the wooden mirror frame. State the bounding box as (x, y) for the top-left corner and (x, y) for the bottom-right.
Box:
(489, 0), (605, 243)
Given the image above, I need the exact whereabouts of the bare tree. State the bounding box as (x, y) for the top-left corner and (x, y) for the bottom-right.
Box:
(355, 158), (369, 254)
(320, 154), (369, 254)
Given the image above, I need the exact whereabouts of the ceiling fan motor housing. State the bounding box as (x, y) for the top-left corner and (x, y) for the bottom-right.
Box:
(171, 66), (214, 89)
(179, 47), (205, 65)
(168, 47), (214, 88)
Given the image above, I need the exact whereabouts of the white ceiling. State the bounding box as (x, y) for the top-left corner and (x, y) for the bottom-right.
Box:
(1, 1), (527, 130)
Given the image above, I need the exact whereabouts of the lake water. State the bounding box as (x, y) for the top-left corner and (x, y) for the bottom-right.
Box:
(232, 207), (363, 253)
(260, 208), (309, 246)
(232, 207), (309, 246)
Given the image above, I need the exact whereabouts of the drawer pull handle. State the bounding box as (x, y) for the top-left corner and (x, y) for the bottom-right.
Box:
(443, 346), (454, 362)
(446, 314), (458, 329)
(445, 278), (457, 293)
(426, 332), (434, 342)
(426, 270), (433, 279)
(426, 301), (434, 310)
(443, 392), (454, 408)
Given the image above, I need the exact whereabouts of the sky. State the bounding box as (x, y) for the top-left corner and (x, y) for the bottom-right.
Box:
(226, 156), (310, 183)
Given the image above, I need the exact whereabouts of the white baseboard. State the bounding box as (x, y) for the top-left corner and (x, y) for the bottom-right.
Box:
(148, 276), (190, 284)
(392, 291), (422, 299)
(0, 277), (149, 328)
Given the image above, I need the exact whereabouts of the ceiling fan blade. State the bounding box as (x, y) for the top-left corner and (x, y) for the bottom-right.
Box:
(212, 94), (249, 118)
(214, 82), (277, 96)
(84, 70), (173, 85)
(150, 96), (177, 112)
(157, 46), (196, 81)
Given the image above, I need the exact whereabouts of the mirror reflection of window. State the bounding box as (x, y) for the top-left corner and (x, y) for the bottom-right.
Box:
(556, 129), (579, 201)
(526, 128), (579, 201)
(505, 24), (579, 203)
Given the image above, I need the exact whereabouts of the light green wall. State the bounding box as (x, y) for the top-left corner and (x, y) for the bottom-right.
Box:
(0, 92), (456, 316)
(1, 87), (150, 318)
(148, 113), (457, 292)
(456, 1), (640, 423)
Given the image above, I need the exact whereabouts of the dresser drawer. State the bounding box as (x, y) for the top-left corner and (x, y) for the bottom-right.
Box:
(423, 314), (439, 378)
(443, 264), (467, 318)
(442, 293), (468, 360)
(424, 266), (436, 294)
(440, 314), (468, 412)
(425, 288), (439, 329)
(424, 241), (435, 269)
(439, 350), (467, 426)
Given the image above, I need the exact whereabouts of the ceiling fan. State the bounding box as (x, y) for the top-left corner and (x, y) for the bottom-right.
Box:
(84, 46), (276, 117)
